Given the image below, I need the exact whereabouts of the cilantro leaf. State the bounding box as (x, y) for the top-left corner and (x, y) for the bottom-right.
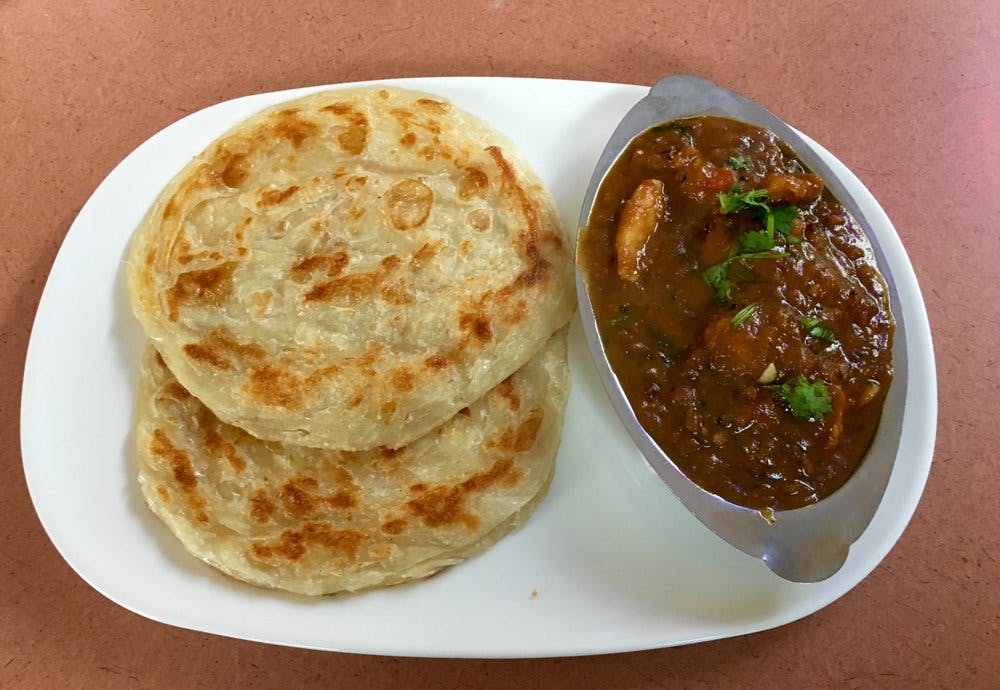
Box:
(611, 313), (630, 326)
(702, 263), (732, 304)
(719, 187), (769, 214)
(775, 375), (832, 421)
(739, 230), (776, 253)
(769, 205), (798, 236)
(727, 155), (750, 171)
(730, 303), (757, 326)
(702, 250), (784, 304)
(801, 316), (837, 342)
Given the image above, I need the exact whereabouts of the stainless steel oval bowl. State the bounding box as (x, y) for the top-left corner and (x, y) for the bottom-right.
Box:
(576, 74), (934, 582)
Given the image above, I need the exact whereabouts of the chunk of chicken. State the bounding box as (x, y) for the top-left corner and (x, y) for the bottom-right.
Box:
(615, 179), (665, 281)
(682, 161), (736, 201)
(762, 173), (824, 206)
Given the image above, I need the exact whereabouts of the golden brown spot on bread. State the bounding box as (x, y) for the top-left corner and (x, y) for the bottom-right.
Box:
(257, 185), (299, 208)
(372, 445), (407, 472)
(234, 216), (251, 243)
(162, 196), (180, 220)
(486, 146), (553, 299)
(164, 382), (192, 401)
(250, 290), (272, 316)
(280, 477), (320, 516)
(250, 523), (364, 562)
(459, 311), (493, 344)
(346, 175), (367, 191)
(182, 343), (232, 370)
(466, 208), (491, 232)
(411, 241), (440, 269)
(424, 354), (450, 370)
(196, 407), (246, 473)
(385, 178), (433, 230)
(459, 240), (472, 258)
(305, 256), (400, 304)
(380, 518), (407, 535)
(304, 364), (341, 391)
(416, 98), (450, 113)
(347, 342), (385, 380)
(378, 88), (390, 99)
(487, 408), (544, 452)
(173, 235), (196, 265)
(291, 252), (349, 281)
(380, 254), (403, 271)
(400, 132), (416, 147)
(165, 262), (238, 322)
(347, 391), (364, 409)
(267, 108), (319, 148)
(246, 366), (303, 409)
(320, 103), (369, 154)
(338, 125), (367, 155)
(327, 463), (356, 488)
(219, 152), (250, 188)
(497, 376), (521, 411)
(321, 103), (367, 125)
(380, 281), (415, 305)
(183, 327), (265, 369)
(155, 484), (170, 503)
(458, 407), (471, 416)
(405, 458), (524, 532)
(150, 429), (208, 523)
(390, 366), (415, 392)
(280, 476), (358, 517)
(249, 489), (276, 523)
(329, 490), (357, 509)
(305, 271), (380, 303)
(162, 165), (227, 223)
(459, 167), (489, 199)
(380, 400), (397, 417)
(209, 327), (266, 359)
(145, 248), (156, 266)
(502, 299), (528, 325)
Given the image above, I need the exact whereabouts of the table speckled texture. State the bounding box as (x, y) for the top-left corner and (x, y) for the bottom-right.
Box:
(2, 0), (998, 687)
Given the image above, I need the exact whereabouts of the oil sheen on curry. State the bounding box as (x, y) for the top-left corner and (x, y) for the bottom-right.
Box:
(579, 116), (894, 511)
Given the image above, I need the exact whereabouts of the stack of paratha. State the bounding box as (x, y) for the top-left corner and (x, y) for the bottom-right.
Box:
(126, 87), (574, 595)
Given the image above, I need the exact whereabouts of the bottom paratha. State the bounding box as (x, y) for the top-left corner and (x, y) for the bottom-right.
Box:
(134, 330), (569, 595)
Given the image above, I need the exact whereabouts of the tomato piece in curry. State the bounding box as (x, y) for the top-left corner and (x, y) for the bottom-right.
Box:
(578, 116), (894, 511)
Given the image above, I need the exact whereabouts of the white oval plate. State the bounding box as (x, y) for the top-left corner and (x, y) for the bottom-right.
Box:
(21, 77), (936, 658)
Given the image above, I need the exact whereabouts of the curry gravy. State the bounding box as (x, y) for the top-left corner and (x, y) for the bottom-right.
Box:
(579, 116), (894, 510)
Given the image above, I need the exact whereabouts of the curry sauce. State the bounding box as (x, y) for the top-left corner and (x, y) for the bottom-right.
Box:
(579, 116), (894, 510)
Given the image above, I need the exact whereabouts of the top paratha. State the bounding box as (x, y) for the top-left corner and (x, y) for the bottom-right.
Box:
(127, 87), (574, 449)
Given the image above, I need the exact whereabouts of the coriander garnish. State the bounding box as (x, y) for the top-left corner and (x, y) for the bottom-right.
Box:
(719, 187), (768, 214)
(801, 316), (837, 342)
(772, 375), (832, 421)
(719, 185), (799, 242)
(727, 155), (750, 171)
(730, 304), (757, 326)
(702, 250), (785, 304)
